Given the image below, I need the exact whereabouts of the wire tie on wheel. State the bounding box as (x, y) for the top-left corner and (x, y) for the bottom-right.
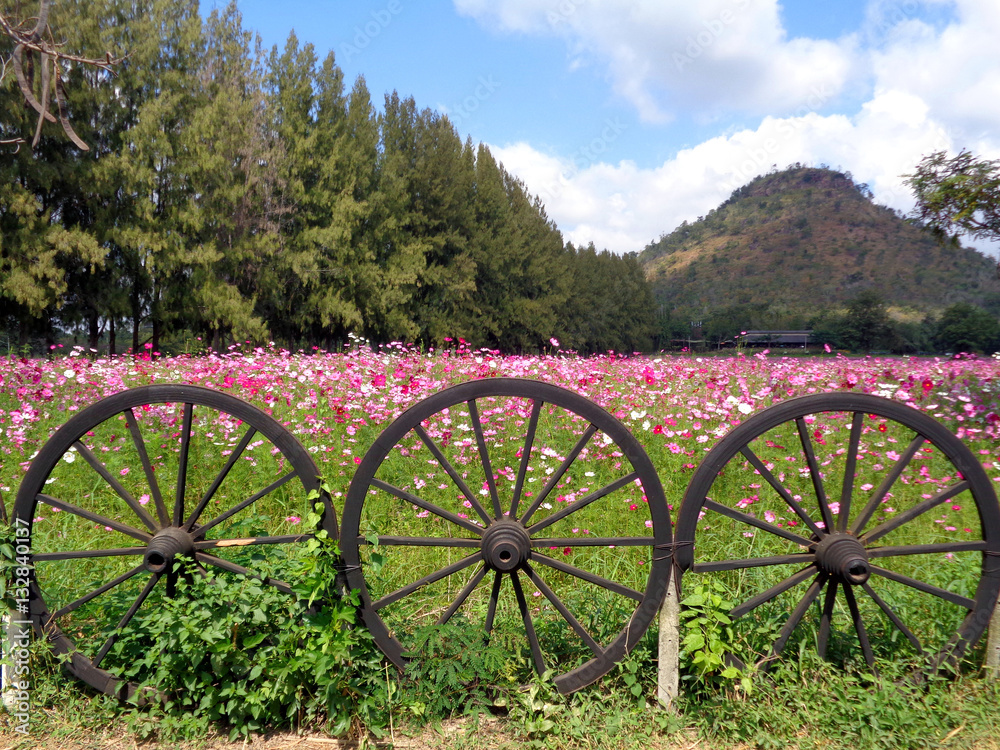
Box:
(652, 541), (694, 599)
(652, 540), (692, 563)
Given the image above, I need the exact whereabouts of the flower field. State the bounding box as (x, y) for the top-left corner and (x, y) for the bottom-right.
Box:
(4, 343), (1000, 689)
(4, 344), (999, 501)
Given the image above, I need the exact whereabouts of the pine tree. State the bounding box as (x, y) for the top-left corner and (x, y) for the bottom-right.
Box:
(98, 0), (205, 352)
(176, 2), (277, 347)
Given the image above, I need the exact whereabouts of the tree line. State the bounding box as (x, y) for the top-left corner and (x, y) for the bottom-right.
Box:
(658, 292), (1000, 355)
(1, 0), (656, 356)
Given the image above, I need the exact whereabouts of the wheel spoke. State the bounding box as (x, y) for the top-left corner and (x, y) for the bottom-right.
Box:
(868, 540), (987, 558)
(73, 440), (157, 533)
(769, 573), (826, 662)
(371, 552), (482, 611)
(468, 399), (503, 519)
(531, 536), (654, 548)
(861, 481), (970, 544)
(817, 580), (838, 658)
(869, 565), (975, 609)
(437, 565), (488, 625)
(194, 534), (310, 550)
(33, 547), (146, 561)
(731, 566), (817, 619)
(850, 434), (925, 535)
(531, 552), (643, 601)
(165, 567), (178, 598)
(527, 471), (639, 535)
(842, 583), (876, 669)
(19, 384), (331, 700)
(519, 424), (598, 525)
(47, 563), (147, 622)
(796, 417), (834, 531)
(693, 552), (815, 573)
(174, 402), (194, 526)
(184, 426), (258, 531)
(123, 407), (170, 527)
(194, 471), (298, 536)
(485, 571), (503, 639)
(523, 562), (603, 657)
(862, 582), (923, 653)
(701, 499), (815, 547)
(36, 493), (151, 543)
(414, 424), (492, 526)
(837, 412), (864, 532)
(511, 571), (546, 675)
(369, 478), (484, 536)
(359, 536), (482, 548)
(194, 552), (292, 594)
(92, 572), (159, 668)
(678, 391), (999, 678)
(339, 378), (674, 694)
(510, 399), (542, 519)
(740, 445), (824, 537)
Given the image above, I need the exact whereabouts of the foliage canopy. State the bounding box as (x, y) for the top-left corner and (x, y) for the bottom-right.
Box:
(1, 0), (656, 356)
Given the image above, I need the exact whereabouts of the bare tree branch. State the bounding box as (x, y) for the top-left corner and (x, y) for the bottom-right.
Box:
(1, 0), (127, 151)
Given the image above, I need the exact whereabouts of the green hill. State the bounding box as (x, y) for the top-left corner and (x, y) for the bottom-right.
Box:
(640, 167), (1000, 324)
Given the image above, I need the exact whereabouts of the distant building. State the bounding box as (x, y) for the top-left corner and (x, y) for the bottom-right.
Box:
(740, 330), (811, 347)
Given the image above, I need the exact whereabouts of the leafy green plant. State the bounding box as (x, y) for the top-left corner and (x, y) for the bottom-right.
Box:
(99, 504), (392, 742)
(398, 617), (509, 719)
(511, 675), (561, 739)
(679, 580), (750, 693)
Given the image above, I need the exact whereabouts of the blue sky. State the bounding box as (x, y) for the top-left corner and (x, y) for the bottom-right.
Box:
(212, 1), (1000, 257)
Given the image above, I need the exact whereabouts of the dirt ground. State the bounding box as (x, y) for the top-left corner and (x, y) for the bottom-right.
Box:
(0, 714), (707, 750)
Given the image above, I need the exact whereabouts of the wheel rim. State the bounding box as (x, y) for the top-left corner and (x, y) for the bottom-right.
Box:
(340, 378), (672, 694)
(13, 384), (337, 700)
(676, 392), (1000, 674)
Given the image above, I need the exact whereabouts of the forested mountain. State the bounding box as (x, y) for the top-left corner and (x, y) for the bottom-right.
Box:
(1, 0), (655, 355)
(641, 167), (1000, 335)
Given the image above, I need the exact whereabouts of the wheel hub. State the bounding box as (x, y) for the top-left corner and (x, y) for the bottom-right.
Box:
(481, 519), (531, 572)
(144, 527), (195, 574)
(814, 533), (870, 585)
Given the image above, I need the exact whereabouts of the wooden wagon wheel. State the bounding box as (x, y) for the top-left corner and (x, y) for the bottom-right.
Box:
(13, 385), (337, 700)
(675, 392), (1000, 674)
(340, 378), (672, 694)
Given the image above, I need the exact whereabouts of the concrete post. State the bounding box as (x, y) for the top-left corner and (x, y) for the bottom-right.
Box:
(985, 596), (1000, 678)
(657, 580), (680, 708)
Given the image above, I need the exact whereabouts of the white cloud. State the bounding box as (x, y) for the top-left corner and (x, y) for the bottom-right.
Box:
(871, 0), (1000, 142)
(493, 89), (959, 254)
(483, 0), (1000, 259)
(454, 0), (856, 120)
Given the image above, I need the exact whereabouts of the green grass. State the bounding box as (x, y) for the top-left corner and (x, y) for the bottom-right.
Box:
(6, 360), (1000, 746)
